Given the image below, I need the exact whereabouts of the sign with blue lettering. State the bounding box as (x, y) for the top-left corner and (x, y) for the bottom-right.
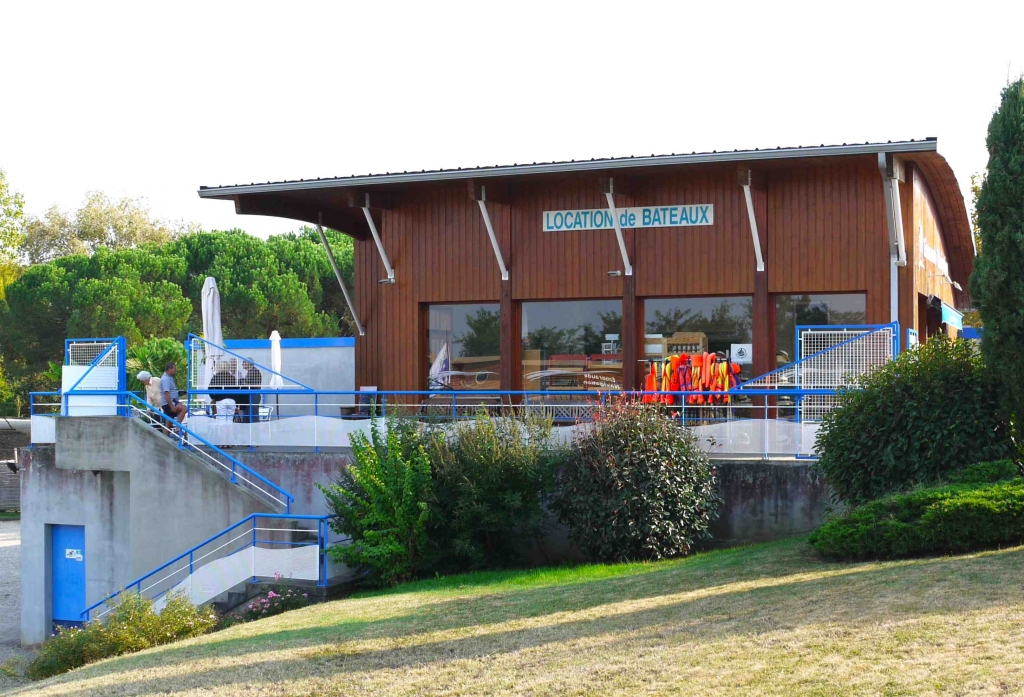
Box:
(543, 204), (713, 232)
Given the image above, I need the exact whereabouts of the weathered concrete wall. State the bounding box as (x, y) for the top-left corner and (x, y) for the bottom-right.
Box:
(234, 450), (352, 515)
(20, 445), (130, 645)
(238, 452), (828, 551)
(708, 460), (830, 546)
(21, 417), (270, 644)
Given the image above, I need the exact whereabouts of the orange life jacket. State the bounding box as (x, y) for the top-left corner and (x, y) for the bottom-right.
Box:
(643, 363), (658, 402)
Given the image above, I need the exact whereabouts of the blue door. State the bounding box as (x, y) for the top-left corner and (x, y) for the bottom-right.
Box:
(52, 525), (85, 628)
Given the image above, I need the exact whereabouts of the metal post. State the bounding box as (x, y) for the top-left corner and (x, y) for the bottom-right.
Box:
(476, 198), (509, 281)
(452, 393), (456, 420)
(316, 219), (365, 335)
(605, 191), (633, 276)
(251, 518), (257, 582)
(362, 207), (395, 283)
(763, 400), (769, 460)
(314, 393), (319, 453)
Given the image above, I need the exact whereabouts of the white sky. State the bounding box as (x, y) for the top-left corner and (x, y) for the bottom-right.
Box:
(2, 1), (1022, 239)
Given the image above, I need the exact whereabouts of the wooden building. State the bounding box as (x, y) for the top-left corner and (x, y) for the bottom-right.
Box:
(198, 139), (973, 393)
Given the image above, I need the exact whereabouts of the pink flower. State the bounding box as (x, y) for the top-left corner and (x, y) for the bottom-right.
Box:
(267, 591), (278, 598)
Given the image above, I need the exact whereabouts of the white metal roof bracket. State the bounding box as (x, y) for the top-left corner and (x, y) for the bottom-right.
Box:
(476, 189), (509, 281)
(316, 217), (365, 336)
(605, 189), (633, 276)
(878, 153), (907, 267)
(741, 182), (765, 272)
(362, 206), (395, 283)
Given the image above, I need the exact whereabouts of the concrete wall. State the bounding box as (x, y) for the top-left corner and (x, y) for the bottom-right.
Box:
(239, 452), (828, 550)
(234, 450), (352, 516)
(20, 417), (270, 644)
(709, 460), (830, 546)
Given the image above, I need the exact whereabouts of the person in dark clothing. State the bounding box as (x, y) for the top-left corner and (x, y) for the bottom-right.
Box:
(209, 360), (241, 417)
(240, 358), (263, 423)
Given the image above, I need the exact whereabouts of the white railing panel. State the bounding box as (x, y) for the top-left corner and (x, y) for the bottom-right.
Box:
(253, 544), (320, 581)
(30, 415), (56, 444)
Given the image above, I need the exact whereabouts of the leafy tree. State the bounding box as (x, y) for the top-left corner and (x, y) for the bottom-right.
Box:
(455, 307), (500, 357)
(126, 337), (189, 393)
(21, 192), (190, 264)
(962, 173), (985, 328)
(971, 78), (1024, 422)
(0, 168), (25, 263)
(171, 231), (338, 339)
(267, 226), (356, 333)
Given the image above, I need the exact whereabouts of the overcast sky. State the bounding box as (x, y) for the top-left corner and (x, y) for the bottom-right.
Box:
(2, 1), (1022, 239)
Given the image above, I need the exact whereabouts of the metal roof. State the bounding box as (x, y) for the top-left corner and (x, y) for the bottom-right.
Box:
(197, 138), (938, 198)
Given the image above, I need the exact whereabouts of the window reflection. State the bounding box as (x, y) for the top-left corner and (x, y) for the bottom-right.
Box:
(521, 300), (623, 391)
(774, 294), (867, 366)
(644, 296), (754, 381)
(427, 304), (500, 390)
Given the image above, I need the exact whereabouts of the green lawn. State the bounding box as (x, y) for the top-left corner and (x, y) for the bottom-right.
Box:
(13, 537), (1024, 696)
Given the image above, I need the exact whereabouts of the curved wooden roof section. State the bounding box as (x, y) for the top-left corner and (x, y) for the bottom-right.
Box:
(199, 139), (974, 308)
(906, 151), (974, 309)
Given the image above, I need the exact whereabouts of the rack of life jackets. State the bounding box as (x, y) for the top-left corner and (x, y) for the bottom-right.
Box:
(642, 352), (742, 407)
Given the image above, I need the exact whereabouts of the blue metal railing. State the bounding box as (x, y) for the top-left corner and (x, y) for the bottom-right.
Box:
(81, 513), (334, 621)
(62, 390), (295, 511)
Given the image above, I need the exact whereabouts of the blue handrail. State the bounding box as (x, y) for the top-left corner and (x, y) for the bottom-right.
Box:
(81, 513), (332, 621)
(68, 390), (295, 511)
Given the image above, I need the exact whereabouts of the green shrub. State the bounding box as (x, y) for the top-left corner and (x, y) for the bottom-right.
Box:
(425, 410), (558, 571)
(815, 337), (1012, 505)
(809, 476), (1024, 560)
(552, 399), (721, 562)
(26, 592), (216, 680)
(944, 460), (1020, 485)
(318, 418), (432, 586)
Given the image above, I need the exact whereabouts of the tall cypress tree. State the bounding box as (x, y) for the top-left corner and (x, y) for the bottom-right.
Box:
(971, 78), (1024, 421)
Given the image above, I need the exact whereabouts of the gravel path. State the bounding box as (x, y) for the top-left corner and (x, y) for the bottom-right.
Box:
(0, 519), (31, 691)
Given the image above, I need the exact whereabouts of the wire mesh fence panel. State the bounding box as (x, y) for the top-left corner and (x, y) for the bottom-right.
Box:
(797, 326), (895, 389)
(67, 341), (114, 367)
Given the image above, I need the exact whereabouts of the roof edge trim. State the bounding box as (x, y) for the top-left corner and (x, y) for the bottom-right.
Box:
(198, 139), (938, 198)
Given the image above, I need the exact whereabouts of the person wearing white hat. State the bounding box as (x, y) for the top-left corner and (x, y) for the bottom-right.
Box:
(136, 370), (162, 409)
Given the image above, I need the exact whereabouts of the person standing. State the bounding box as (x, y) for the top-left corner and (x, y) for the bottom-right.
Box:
(241, 358), (263, 423)
(136, 371), (162, 409)
(160, 362), (188, 428)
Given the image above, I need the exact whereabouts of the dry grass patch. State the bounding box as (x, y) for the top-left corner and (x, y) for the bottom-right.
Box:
(11, 538), (1024, 696)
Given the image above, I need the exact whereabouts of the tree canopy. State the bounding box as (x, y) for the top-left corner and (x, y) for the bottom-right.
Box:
(0, 168), (24, 264)
(970, 77), (1024, 422)
(0, 228), (356, 414)
(21, 192), (192, 264)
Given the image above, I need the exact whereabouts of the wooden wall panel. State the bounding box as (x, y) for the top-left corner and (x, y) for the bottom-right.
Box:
(354, 184), (503, 392)
(510, 177), (623, 300)
(913, 169), (955, 308)
(633, 167), (754, 297)
(355, 157), (902, 391)
(766, 157), (890, 322)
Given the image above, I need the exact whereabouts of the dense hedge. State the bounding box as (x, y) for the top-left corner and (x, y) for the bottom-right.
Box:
(27, 593), (216, 680)
(552, 400), (721, 562)
(809, 461), (1024, 561)
(815, 337), (1013, 505)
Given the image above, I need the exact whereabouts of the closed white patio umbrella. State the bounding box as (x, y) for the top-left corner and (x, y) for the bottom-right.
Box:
(200, 277), (224, 397)
(269, 330), (283, 419)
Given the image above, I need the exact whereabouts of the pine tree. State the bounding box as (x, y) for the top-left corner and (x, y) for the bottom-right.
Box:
(970, 78), (1024, 421)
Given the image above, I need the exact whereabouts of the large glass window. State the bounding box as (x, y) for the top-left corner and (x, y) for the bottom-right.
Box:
(427, 304), (500, 390)
(774, 294), (867, 366)
(644, 296), (754, 381)
(522, 300), (622, 391)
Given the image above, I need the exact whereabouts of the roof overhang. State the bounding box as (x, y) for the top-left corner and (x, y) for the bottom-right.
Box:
(198, 139), (938, 198)
(197, 138), (973, 309)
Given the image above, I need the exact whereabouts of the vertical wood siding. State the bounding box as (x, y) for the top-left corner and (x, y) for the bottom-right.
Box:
(356, 157), (901, 390)
(766, 157), (890, 322)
